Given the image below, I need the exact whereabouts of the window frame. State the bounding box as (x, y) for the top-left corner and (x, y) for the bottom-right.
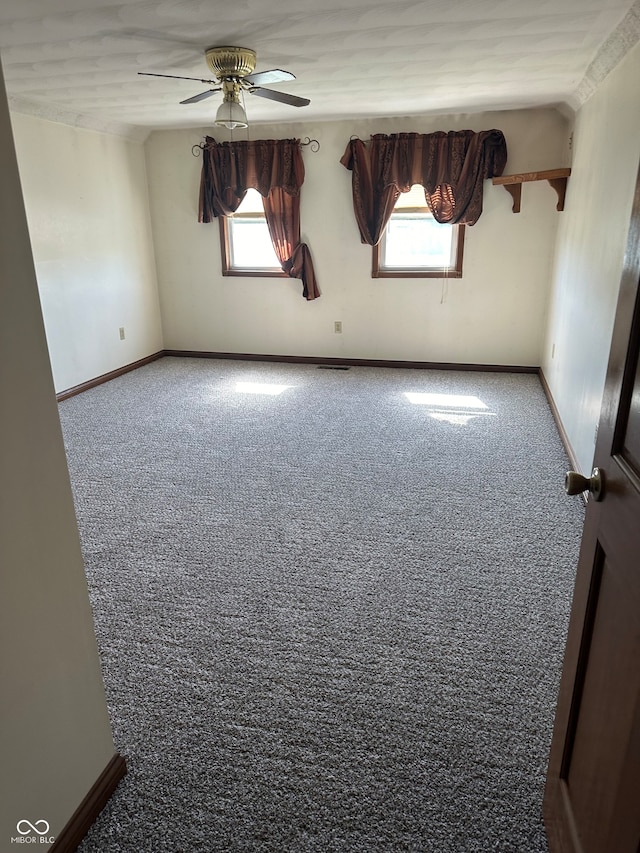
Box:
(372, 205), (465, 279)
(219, 205), (287, 279)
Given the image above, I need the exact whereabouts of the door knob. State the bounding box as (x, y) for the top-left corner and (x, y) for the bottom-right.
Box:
(565, 467), (604, 501)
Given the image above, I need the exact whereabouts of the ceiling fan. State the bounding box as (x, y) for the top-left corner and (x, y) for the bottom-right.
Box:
(138, 46), (310, 129)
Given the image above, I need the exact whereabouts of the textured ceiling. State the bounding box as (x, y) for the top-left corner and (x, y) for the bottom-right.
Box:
(1, 0), (639, 137)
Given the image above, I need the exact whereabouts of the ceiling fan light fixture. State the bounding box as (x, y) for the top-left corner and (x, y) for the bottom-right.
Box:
(214, 98), (248, 129)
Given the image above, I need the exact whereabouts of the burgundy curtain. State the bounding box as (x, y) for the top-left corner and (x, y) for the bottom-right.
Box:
(340, 130), (507, 245)
(199, 137), (320, 300)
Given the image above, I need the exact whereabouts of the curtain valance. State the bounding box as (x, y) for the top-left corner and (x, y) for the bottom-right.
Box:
(199, 137), (304, 219)
(340, 130), (507, 245)
(198, 137), (319, 299)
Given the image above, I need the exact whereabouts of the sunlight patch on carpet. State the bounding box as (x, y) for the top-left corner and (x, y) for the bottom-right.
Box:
(404, 392), (488, 409)
(235, 382), (292, 396)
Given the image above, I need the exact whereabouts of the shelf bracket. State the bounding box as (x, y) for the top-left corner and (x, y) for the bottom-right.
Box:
(547, 176), (569, 211)
(503, 183), (522, 213)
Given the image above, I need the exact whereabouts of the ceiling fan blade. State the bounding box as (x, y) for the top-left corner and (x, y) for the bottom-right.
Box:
(180, 89), (220, 104)
(250, 87), (310, 107)
(244, 68), (295, 86)
(138, 72), (217, 84)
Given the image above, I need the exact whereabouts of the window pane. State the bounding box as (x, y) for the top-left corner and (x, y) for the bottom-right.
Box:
(229, 218), (281, 269)
(394, 184), (429, 209)
(383, 214), (454, 268)
(236, 187), (266, 214)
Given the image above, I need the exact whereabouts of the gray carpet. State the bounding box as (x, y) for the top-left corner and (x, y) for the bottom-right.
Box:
(60, 357), (585, 853)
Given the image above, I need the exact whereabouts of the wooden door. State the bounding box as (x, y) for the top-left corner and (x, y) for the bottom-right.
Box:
(543, 169), (640, 852)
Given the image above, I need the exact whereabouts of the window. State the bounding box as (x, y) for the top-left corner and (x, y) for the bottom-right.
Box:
(219, 188), (285, 277)
(372, 185), (465, 278)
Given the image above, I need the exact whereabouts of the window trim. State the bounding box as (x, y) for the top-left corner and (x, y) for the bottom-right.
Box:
(219, 214), (287, 278)
(372, 209), (465, 279)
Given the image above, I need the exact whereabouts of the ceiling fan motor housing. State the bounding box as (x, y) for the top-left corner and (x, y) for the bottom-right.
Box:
(205, 46), (257, 79)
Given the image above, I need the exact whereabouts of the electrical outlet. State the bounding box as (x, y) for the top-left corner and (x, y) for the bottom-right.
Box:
(119, 327), (125, 340)
(334, 321), (342, 334)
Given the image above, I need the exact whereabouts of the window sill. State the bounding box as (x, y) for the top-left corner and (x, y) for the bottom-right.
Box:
(221, 269), (288, 278)
(372, 269), (463, 279)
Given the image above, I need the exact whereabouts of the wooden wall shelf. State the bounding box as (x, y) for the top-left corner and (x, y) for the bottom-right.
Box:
(492, 168), (571, 213)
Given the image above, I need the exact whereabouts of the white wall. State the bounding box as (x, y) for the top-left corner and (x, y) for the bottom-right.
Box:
(542, 40), (640, 474)
(146, 108), (569, 366)
(0, 61), (116, 850)
(10, 113), (163, 394)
